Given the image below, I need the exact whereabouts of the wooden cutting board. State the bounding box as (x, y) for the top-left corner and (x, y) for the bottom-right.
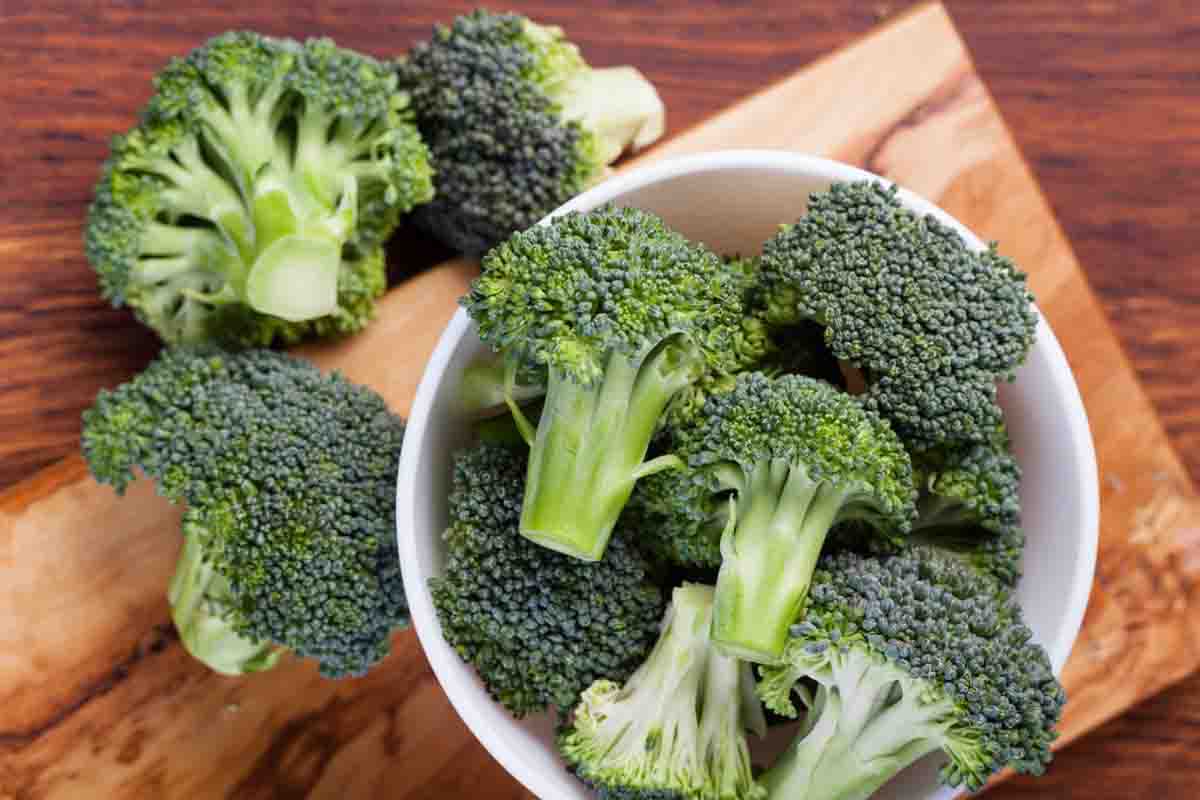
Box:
(3, 4), (1198, 797)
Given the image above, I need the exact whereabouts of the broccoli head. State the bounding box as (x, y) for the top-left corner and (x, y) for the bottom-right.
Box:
(757, 548), (1064, 796)
(463, 206), (751, 562)
(760, 181), (1037, 447)
(910, 425), (1025, 586)
(658, 372), (916, 664)
(86, 31), (434, 347)
(82, 347), (409, 677)
(560, 583), (766, 800)
(430, 442), (665, 717)
(399, 10), (664, 255)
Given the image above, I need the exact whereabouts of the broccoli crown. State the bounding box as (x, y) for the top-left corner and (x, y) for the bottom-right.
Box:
(399, 10), (663, 256)
(463, 206), (752, 561)
(758, 548), (1063, 793)
(465, 205), (745, 385)
(668, 373), (916, 663)
(688, 373), (915, 528)
(760, 181), (1037, 446)
(82, 347), (409, 677)
(430, 442), (665, 716)
(86, 30), (433, 347)
(398, 10), (597, 255)
(909, 426), (1025, 586)
(559, 584), (766, 800)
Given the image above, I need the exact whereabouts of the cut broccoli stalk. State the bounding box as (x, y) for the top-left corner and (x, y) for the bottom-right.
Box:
(559, 583), (766, 799)
(519, 340), (696, 561)
(552, 65), (666, 168)
(710, 460), (849, 663)
(761, 645), (964, 800)
(167, 522), (280, 676)
(519, 17), (664, 170)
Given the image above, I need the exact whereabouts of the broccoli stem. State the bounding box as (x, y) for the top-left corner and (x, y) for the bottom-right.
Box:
(519, 341), (696, 561)
(243, 169), (356, 321)
(167, 525), (280, 677)
(762, 651), (954, 800)
(244, 234), (341, 321)
(553, 65), (666, 167)
(560, 584), (713, 777)
(699, 645), (766, 796)
(711, 460), (847, 663)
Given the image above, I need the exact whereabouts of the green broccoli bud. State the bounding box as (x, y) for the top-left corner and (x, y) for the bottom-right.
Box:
(431, 442), (665, 717)
(909, 425), (1025, 586)
(677, 373), (916, 664)
(760, 181), (1037, 447)
(82, 346), (409, 677)
(758, 548), (1064, 796)
(399, 10), (664, 256)
(463, 206), (749, 562)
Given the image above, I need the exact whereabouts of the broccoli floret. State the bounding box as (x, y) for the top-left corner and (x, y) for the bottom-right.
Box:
(430, 442), (665, 717)
(659, 372), (916, 664)
(760, 181), (1037, 447)
(86, 31), (434, 347)
(560, 584), (766, 800)
(398, 10), (664, 255)
(463, 206), (751, 562)
(757, 548), (1064, 796)
(81, 347), (408, 677)
(910, 426), (1025, 586)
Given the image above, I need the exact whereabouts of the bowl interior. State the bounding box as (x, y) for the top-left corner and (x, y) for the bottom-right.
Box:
(398, 152), (1099, 800)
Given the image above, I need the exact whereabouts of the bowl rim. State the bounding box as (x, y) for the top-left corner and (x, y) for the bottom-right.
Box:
(396, 148), (1100, 799)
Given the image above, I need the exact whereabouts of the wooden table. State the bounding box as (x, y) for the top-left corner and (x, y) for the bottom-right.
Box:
(2, 2), (1197, 796)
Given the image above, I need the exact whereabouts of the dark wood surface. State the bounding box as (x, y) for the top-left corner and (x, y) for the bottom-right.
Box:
(1, 2), (1197, 797)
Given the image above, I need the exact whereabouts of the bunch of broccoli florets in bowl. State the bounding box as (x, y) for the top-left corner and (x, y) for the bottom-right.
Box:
(400, 158), (1091, 800)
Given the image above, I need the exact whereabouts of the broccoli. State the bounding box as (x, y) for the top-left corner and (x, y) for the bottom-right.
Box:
(560, 583), (766, 800)
(463, 206), (751, 562)
(909, 426), (1025, 586)
(760, 181), (1037, 447)
(430, 442), (665, 716)
(81, 347), (408, 677)
(655, 372), (916, 664)
(757, 548), (1064, 797)
(399, 10), (664, 255)
(86, 31), (434, 347)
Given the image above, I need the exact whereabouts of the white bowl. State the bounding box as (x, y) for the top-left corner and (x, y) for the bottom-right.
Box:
(397, 150), (1100, 800)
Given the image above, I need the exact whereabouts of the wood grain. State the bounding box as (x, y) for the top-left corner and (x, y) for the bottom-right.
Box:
(1, 1), (1198, 798)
